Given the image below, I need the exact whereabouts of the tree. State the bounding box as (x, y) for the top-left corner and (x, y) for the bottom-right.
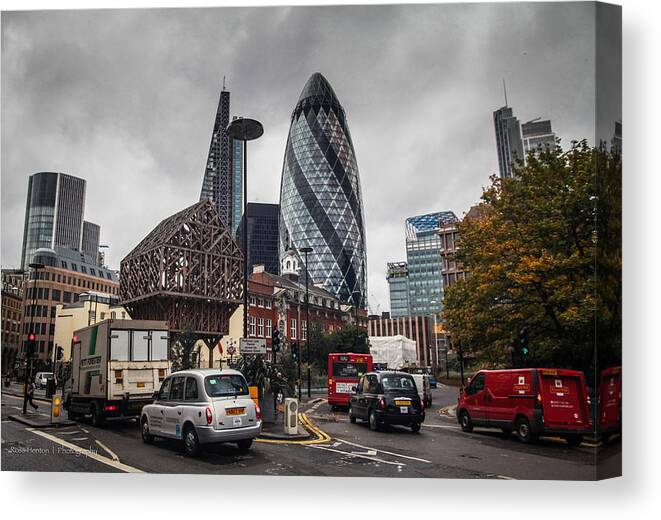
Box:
(307, 322), (370, 375)
(443, 141), (621, 381)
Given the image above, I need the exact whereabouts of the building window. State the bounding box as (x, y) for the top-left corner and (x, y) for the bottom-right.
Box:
(100, 312), (106, 320)
(249, 316), (256, 337)
(250, 296), (256, 306)
(81, 265), (87, 274)
(301, 320), (307, 340)
(257, 317), (264, 337)
(52, 289), (61, 301)
(265, 300), (272, 309)
(266, 319), (272, 338)
(111, 311), (116, 319)
(61, 261), (68, 269)
(91, 268), (96, 276)
(257, 297), (264, 308)
(71, 263), (78, 272)
(290, 318), (297, 339)
(121, 311), (126, 319)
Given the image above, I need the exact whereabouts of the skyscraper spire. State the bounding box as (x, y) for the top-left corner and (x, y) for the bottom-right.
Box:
(503, 78), (508, 107)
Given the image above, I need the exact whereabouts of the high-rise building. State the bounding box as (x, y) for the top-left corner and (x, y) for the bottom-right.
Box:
(439, 218), (467, 291)
(387, 261), (410, 317)
(406, 211), (457, 316)
(237, 203), (280, 276)
(231, 137), (244, 236)
(279, 72), (368, 308)
(493, 106), (524, 178)
(200, 83), (242, 230)
(81, 221), (100, 263)
(611, 120), (622, 154)
(522, 118), (557, 156)
(21, 172), (87, 271)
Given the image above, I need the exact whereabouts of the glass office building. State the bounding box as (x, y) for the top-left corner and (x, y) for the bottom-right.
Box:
(387, 261), (411, 317)
(237, 203), (280, 275)
(493, 105), (524, 178)
(522, 119), (557, 156)
(279, 72), (367, 308)
(406, 211), (458, 316)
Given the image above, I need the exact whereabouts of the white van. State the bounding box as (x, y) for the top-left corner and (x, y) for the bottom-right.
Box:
(411, 374), (432, 408)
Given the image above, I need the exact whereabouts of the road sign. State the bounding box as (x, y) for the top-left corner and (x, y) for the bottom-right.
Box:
(240, 338), (267, 354)
(228, 345), (236, 355)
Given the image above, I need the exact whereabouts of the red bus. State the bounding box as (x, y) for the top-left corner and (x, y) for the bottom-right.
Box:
(328, 352), (373, 409)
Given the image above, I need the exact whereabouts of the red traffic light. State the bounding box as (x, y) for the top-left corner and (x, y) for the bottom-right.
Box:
(72, 335), (79, 343)
(28, 333), (36, 342)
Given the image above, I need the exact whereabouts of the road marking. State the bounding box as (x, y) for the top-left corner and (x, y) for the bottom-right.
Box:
(311, 445), (406, 466)
(351, 449), (377, 456)
(496, 474), (516, 480)
(70, 437), (88, 441)
(27, 428), (143, 473)
(255, 413), (331, 445)
(335, 437), (432, 463)
(95, 439), (120, 461)
(423, 423), (460, 430)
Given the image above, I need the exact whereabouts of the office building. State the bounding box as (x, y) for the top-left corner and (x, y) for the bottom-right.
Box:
(367, 314), (435, 367)
(406, 211), (457, 316)
(522, 118), (557, 155)
(2, 269), (25, 373)
(493, 106), (524, 178)
(279, 72), (368, 308)
(439, 219), (467, 291)
(237, 203), (280, 276)
(20, 172), (87, 270)
(81, 220), (101, 263)
(386, 261), (410, 318)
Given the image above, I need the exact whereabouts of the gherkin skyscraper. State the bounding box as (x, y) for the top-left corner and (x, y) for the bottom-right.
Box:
(279, 72), (367, 308)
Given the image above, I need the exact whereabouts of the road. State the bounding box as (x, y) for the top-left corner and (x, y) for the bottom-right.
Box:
(1, 385), (621, 479)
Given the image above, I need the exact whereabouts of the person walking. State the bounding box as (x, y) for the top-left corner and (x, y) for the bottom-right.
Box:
(25, 377), (38, 411)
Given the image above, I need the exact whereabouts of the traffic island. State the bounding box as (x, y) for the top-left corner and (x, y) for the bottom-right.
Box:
(8, 413), (76, 428)
(259, 416), (311, 440)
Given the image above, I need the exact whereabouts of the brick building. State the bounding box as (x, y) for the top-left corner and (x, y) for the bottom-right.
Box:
(2, 269), (25, 373)
(367, 314), (435, 368)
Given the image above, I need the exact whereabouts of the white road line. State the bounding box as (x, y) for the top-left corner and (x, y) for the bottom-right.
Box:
(58, 431), (82, 435)
(423, 423), (460, 430)
(497, 475), (516, 480)
(27, 428), (143, 473)
(95, 439), (120, 461)
(310, 445), (406, 466)
(335, 438), (432, 463)
(70, 437), (88, 441)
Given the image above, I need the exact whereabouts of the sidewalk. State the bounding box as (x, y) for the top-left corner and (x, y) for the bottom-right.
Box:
(259, 413), (311, 440)
(8, 411), (76, 428)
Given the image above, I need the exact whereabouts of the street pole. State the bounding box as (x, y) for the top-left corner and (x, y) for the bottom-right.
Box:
(23, 262), (44, 414)
(445, 348), (449, 379)
(300, 246), (313, 399)
(458, 340), (465, 389)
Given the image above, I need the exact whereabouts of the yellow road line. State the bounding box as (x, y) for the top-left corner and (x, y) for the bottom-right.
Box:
(255, 413), (331, 445)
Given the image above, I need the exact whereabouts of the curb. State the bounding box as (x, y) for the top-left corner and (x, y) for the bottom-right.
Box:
(8, 414), (77, 428)
(2, 389), (52, 404)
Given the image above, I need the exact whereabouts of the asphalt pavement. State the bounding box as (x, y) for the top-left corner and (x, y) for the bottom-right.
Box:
(1, 385), (621, 479)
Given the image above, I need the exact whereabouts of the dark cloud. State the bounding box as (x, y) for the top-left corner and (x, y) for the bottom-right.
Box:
(1, 2), (620, 312)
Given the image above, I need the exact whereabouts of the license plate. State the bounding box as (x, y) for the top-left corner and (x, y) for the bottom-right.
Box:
(400, 406), (409, 414)
(395, 400), (411, 406)
(226, 407), (245, 416)
(137, 382), (145, 388)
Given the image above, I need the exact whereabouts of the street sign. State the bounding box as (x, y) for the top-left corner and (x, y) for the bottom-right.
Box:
(228, 345), (236, 355)
(240, 338), (267, 354)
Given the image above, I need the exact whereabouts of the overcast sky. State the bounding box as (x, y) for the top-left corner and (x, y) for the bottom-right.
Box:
(1, 2), (621, 313)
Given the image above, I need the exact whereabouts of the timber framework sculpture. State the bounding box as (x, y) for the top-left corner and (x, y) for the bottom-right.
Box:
(120, 200), (243, 367)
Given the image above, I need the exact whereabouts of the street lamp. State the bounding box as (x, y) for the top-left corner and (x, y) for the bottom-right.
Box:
(23, 261), (44, 414)
(300, 246), (313, 399)
(429, 300), (439, 372)
(226, 117), (263, 341)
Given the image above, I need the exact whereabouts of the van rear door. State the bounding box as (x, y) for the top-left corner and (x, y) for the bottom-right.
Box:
(538, 370), (589, 429)
(204, 374), (257, 431)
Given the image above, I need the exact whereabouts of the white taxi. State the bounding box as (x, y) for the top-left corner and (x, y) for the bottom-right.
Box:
(140, 368), (261, 456)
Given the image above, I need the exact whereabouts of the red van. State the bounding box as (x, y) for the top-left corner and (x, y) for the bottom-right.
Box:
(598, 366), (621, 443)
(456, 368), (593, 445)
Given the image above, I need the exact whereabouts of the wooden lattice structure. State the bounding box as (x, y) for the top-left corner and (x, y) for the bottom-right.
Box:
(120, 200), (243, 338)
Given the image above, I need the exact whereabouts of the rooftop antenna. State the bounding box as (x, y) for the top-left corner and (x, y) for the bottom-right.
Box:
(502, 79), (508, 107)
(223, 75), (227, 91)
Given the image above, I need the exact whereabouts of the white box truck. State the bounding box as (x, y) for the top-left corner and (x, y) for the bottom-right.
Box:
(65, 319), (171, 426)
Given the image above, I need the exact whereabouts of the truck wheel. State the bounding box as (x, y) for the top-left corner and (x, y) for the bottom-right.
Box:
(91, 404), (106, 427)
(348, 404), (356, 423)
(601, 433), (611, 444)
(368, 409), (380, 431)
(237, 439), (253, 452)
(459, 410), (473, 432)
(182, 425), (200, 457)
(516, 417), (535, 443)
(564, 434), (583, 447)
(141, 417), (154, 444)
(411, 423), (421, 433)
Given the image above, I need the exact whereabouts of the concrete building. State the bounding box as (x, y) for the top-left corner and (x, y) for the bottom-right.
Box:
(81, 221), (101, 263)
(522, 118), (557, 156)
(367, 314), (436, 368)
(494, 106), (524, 178)
(386, 261), (410, 317)
(53, 292), (129, 360)
(1, 270), (25, 373)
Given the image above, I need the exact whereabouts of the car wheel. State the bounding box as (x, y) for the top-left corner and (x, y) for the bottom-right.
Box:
(411, 423), (421, 433)
(368, 409), (380, 431)
(183, 425), (200, 457)
(348, 404), (356, 424)
(90, 404), (105, 427)
(459, 410), (473, 432)
(237, 438), (253, 451)
(564, 434), (583, 447)
(516, 417), (535, 443)
(141, 417), (154, 444)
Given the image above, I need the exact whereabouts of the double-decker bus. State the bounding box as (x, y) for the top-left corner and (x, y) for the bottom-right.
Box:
(327, 352), (373, 410)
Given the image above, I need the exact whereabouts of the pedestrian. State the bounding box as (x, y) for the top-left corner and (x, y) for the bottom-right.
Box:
(25, 377), (38, 411)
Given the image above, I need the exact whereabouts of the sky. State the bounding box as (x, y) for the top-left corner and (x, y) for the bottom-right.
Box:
(1, 2), (621, 314)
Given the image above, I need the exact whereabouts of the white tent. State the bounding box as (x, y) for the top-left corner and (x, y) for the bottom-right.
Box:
(368, 335), (418, 369)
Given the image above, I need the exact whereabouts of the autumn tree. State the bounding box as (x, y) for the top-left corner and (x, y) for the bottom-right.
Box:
(443, 141), (621, 381)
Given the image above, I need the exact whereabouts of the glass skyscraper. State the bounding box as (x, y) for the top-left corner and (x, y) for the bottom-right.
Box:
(387, 261), (410, 317)
(279, 72), (367, 308)
(406, 211), (458, 316)
(21, 172), (87, 271)
(493, 105), (524, 178)
(237, 203), (280, 276)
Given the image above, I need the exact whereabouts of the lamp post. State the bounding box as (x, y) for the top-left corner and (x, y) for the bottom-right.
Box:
(351, 291), (362, 353)
(226, 117), (263, 342)
(300, 246), (313, 399)
(429, 300), (440, 371)
(23, 262), (44, 414)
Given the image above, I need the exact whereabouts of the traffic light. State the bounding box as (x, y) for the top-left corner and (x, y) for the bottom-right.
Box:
(55, 346), (64, 361)
(272, 329), (281, 353)
(291, 342), (298, 361)
(518, 328), (529, 356)
(27, 332), (36, 357)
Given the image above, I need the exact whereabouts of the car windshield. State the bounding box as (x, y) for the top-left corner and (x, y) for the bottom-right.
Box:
(204, 375), (249, 397)
(381, 374), (417, 393)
